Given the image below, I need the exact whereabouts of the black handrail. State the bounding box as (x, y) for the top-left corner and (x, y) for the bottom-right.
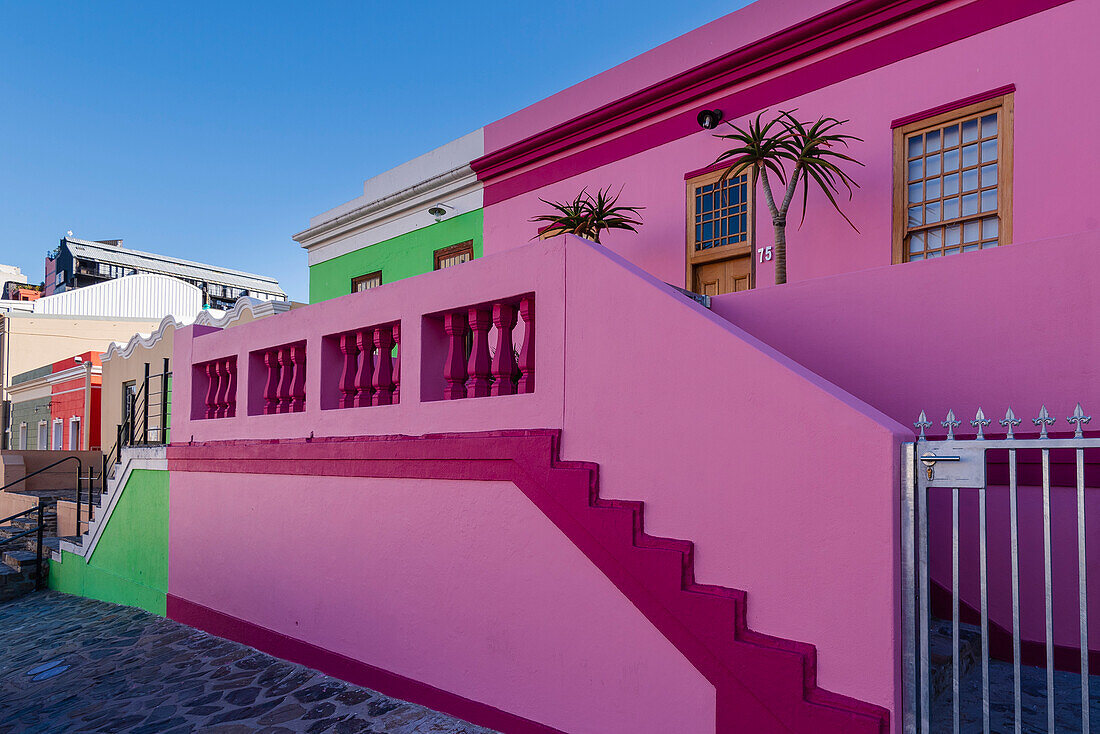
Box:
(102, 366), (171, 483)
(0, 500), (52, 590)
(0, 455), (83, 494)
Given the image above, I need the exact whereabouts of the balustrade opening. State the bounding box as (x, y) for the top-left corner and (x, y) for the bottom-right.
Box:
(248, 341), (307, 415)
(191, 356), (238, 420)
(320, 321), (401, 411)
(422, 294), (534, 402)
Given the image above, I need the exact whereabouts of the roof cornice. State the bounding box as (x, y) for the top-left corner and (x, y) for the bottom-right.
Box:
(293, 164), (479, 251)
(102, 297), (294, 363)
(471, 0), (947, 183)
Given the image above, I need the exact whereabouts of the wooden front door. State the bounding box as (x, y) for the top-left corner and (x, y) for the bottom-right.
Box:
(686, 168), (755, 297)
(693, 254), (751, 296)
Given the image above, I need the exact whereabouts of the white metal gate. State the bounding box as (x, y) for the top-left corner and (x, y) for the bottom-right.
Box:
(902, 404), (1096, 733)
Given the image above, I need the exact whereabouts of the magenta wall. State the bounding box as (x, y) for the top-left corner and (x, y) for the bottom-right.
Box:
(708, 231), (1100, 431)
(169, 472), (714, 734)
(168, 237), (909, 730)
(482, 1), (1098, 291)
(559, 239), (909, 719)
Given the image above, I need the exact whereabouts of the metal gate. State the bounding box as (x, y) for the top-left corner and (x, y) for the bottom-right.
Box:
(902, 404), (1096, 734)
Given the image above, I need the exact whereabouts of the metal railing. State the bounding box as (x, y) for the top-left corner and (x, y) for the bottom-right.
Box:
(103, 361), (171, 483)
(0, 504), (49, 589)
(903, 403), (1096, 734)
(0, 454), (87, 590)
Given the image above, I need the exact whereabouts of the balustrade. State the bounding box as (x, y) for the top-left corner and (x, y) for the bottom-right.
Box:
(195, 356), (237, 420)
(255, 341), (307, 415)
(324, 322), (400, 410)
(439, 295), (534, 401)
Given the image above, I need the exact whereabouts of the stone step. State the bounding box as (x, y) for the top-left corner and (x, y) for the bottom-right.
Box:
(3, 549), (43, 571)
(0, 561), (37, 602)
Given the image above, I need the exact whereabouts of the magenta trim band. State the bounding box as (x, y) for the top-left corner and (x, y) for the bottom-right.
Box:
(473, 0), (946, 182)
(890, 83), (1016, 128)
(169, 431), (890, 733)
(479, 0), (1068, 206)
(167, 595), (565, 734)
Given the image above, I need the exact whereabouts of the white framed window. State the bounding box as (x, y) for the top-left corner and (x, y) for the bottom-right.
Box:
(69, 417), (81, 452)
(52, 419), (64, 450)
(19, 423), (27, 450)
(37, 421), (48, 450)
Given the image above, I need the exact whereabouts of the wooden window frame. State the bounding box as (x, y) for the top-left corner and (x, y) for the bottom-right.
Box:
(351, 271), (382, 293)
(685, 168), (755, 290)
(433, 241), (474, 271)
(892, 93), (1014, 264)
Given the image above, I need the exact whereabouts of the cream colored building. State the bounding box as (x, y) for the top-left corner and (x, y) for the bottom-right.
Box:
(100, 297), (295, 448)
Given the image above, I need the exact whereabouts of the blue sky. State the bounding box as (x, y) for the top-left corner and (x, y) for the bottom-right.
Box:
(0, 1), (749, 301)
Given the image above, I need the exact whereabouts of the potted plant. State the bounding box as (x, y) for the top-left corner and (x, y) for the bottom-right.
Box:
(712, 110), (862, 284)
(530, 186), (644, 244)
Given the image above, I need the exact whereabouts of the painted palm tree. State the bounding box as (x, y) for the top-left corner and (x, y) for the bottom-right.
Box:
(530, 186), (644, 244)
(712, 110), (862, 284)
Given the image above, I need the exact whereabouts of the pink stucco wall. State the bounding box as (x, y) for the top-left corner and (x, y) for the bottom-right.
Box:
(482, 1), (1098, 292)
(169, 236), (909, 729)
(709, 230), (1100, 431)
(172, 239), (567, 445)
(558, 238), (910, 719)
(708, 230), (1100, 657)
(169, 472), (714, 734)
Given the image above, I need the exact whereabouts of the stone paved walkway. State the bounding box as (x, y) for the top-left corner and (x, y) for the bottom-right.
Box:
(0, 591), (497, 734)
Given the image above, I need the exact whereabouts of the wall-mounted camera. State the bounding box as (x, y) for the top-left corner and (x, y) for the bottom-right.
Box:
(697, 109), (724, 130)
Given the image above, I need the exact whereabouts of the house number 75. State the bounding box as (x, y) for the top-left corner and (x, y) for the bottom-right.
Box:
(757, 246), (773, 263)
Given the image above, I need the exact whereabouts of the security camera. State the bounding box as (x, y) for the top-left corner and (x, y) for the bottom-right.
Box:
(697, 109), (724, 130)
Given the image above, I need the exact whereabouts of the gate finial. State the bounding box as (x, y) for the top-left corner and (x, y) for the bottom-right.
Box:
(1033, 405), (1055, 438)
(941, 409), (960, 440)
(1068, 403), (1092, 439)
(1000, 408), (1021, 439)
(914, 410), (931, 440)
(970, 407), (990, 440)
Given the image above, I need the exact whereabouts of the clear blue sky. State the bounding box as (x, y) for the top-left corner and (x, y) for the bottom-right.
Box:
(0, 1), (749, 302)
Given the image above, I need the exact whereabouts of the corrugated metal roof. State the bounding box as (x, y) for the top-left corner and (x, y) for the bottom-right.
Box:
(62, 237), (285, 295)
(32, 273), (205, 321)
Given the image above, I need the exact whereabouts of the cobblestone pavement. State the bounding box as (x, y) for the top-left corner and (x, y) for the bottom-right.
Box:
(930, 619), (1100, 733)
(0, 591), (497, 734)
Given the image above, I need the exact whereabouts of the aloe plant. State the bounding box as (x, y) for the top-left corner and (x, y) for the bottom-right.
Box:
(530, 186), (643, 244)
(713, 110), (862, 285)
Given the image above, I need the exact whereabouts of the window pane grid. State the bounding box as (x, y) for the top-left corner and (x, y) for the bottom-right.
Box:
(694, 174), (748, 251)
(904, 110), (1000, 260)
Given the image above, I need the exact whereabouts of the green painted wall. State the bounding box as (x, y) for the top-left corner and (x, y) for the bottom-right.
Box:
(9, 397), (51, 449)
(49, 468), (168, 615)
(308, 209), (483, 303)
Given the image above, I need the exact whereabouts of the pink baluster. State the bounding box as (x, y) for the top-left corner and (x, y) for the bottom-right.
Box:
(224, 357), (237, 417)
(338, 332), (359, 409)
(204, 362), (218, 419)
(391, 323), (401, 404)
(353, 329), (374, 407)
(443, 312), (467, 400)
(277, 348), (293, 413)
(466, 307), (492, 398)
(290, 344), (306, 412)
(491, 302), (518, 397)
(372, 327), (395, 406)
(263, 350), (280, 415)
(517, 297), (534, 394)
(213, 360), (228, 418)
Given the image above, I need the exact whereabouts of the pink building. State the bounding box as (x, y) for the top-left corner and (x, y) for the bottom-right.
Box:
(61, 2), (1100, 733)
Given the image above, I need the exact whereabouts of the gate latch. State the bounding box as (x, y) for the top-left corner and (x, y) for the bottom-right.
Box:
(919, 452), (960, 481)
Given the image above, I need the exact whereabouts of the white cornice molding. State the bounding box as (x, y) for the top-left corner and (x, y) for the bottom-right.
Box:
(294, 164), (481, 252)
(102, 297), (294, 362)
(46, 364), (101, 385)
